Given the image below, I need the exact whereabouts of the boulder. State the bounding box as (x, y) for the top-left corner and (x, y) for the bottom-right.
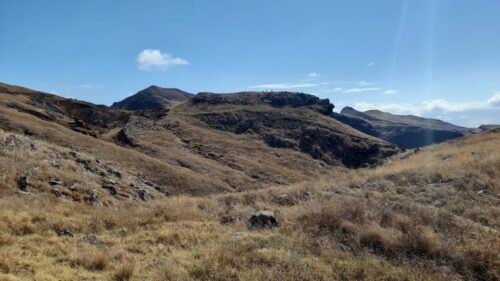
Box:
(272, 194), (297, 206)
(49, 180), (62, 186)
(17, 175), (28, 190)
(81, 234), (99, 245)
(56, 228), (75, 237)
(249, 211), (279, 229)
(86, 189), (101, 205)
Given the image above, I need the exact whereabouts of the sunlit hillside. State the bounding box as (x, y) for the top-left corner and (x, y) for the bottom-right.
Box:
(1, 128), (498, 280)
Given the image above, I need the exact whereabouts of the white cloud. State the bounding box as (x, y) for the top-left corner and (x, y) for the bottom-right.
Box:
(353, 93), (500, 116)
(383, 89), (398, 95)
(487, 92), (500, 107)
(342, 87), (381, 94)
(320, 87), (343, 93)
(367, 62), (375, 67)
(137, 49), (189, 71)
(249, 83), (318, 89)
(307, 72), (319, 78)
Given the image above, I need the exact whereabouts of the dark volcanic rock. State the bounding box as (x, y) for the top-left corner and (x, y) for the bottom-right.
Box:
(249, 211), (279, 229)
(112, 86), (193, 110)
(332, 107), (475, 149)
(115, 128), (136, 147)
(17, 175), (28, 190)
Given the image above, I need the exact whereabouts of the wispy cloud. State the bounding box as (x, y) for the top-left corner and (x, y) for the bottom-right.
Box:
(353, 93), (500, 115)
(342, 87), (381, 94)
(307, 72), (320, 78)
(367, 62), (375, 67)
(383, 89), (398, 95)
(249, 83), (318, 89)
(80, 83), (101, 89)
(137, 49), (189, 71)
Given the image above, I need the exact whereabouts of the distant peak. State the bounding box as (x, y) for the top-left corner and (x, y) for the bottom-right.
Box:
(340, 106), (358, 114)
(112, 86), (193, 110)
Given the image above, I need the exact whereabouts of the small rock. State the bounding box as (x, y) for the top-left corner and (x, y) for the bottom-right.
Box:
(298, 191), (311, 201)
(87, 189), (101, 205)
(231, 232), (246, 239)
(101, 184), (117, 196)
(81, 234), (99, 245)
(154, 186), (171, 197)
(56, 228), (75, 237)
(219, 216), (236, 225)
(477, 190), (486, 194)
(49, 180), (62, 186)
(138, 190), (146, 200)
(68, 150), (77, 158)
(249, 211), (279, 229)
(137, 190), (154, 200)
(272, 194), (297, 206)
(45, 160), (61, 169)
(17, 175), (28, 191)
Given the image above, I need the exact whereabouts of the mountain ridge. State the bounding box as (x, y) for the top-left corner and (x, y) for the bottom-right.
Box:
(0, 82), (399, 200)
(333, 106), (476, 149)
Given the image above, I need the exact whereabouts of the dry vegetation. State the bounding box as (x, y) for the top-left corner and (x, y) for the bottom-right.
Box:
(0, 128), (499, 280)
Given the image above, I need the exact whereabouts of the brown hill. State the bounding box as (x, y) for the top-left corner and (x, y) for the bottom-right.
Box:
(111, 85), (193, 110)
(0, 82), (398, 200)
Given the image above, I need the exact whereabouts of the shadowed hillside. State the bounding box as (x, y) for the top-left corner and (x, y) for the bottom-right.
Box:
(332, 107), (476, 149)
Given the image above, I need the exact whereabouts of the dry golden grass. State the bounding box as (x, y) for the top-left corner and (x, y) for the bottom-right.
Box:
(0, 129), (498, 280)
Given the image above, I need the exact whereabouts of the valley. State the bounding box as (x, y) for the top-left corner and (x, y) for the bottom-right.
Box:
(0, 83), (498, 280)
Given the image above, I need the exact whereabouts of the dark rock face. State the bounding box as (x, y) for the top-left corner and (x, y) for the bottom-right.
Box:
(332, 107), (474, 149)
(115, 128), (136, 147)
(479, 124), (500, 132)
(191, 91), (334, 115)
(249, 211), (279, 229)
(112, 86), (193, 110)
(192, 101), (399, 168)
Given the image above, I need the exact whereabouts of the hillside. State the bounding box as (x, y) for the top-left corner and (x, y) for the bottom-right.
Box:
(333, 107), (475, 149)
(1, 82), (497, 280)
(0, 83), (398, 199)
(0, 128), (498, 280)
(112, 86), (193, 111)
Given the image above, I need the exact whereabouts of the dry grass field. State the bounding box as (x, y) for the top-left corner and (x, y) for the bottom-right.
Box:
(0, 128), (498, 280)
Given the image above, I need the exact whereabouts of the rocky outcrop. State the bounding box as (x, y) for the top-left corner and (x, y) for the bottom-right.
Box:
(188, 93), (399, 168)
(1, 82), (401, 199)
(191, 91), (334, 115)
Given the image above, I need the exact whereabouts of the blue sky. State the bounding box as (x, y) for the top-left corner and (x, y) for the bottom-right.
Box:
(1, 0), (499, 126)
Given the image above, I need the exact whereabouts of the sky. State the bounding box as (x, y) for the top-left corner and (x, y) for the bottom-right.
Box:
(1, 0), (499, 127)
